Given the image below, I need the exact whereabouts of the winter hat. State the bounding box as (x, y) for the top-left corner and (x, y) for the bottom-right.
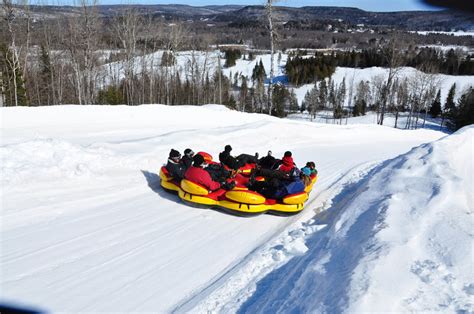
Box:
(169, 149), (181, 159)
(193, 154), (205, 167)
(225, 145), (232, 152)
(184, 148), (194, 156)
(279, 156), (294, 173)
(284, 151), (292, 157)
(301, 167), (312, 176)
(282, 156), (294, 167)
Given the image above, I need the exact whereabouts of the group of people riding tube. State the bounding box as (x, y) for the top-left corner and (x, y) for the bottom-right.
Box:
(164, 145), (318, 201)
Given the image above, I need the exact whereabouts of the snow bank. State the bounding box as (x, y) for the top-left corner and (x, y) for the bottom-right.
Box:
(347, 126), (473, 312)
(208, 126), (473, 313)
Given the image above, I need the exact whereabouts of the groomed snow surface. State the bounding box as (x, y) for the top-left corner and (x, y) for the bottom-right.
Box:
(1, 105), (472, 313)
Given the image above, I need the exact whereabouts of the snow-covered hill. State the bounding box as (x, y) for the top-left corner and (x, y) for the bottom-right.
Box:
(1, 105), (471, 312)
(101, 50), (474, 106)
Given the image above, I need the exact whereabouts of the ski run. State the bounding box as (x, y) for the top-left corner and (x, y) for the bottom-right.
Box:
(1, 105), (473, 313)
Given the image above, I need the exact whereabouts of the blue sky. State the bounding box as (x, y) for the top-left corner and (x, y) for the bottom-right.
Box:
(56, 0), (440, 12)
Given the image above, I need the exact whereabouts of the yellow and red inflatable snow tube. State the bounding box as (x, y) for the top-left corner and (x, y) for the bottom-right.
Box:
(159, 166), (317, 216)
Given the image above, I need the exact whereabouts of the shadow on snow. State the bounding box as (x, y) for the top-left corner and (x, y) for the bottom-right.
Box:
(238, 157), (399, 313)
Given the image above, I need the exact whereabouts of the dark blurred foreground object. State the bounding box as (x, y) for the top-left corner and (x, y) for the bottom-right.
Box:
(0, 303), (43, 314)
(421, 0), (474, 12)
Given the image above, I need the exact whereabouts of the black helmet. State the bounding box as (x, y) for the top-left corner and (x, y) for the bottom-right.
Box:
(284, 151), (292, 157)
(184, 148), (194, 157)
(225, 145), (232, 152)
(193, 154), (205, 167)
(169, 149), (181, 159)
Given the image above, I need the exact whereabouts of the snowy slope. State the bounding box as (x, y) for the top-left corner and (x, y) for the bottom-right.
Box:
(191, 126), (473, 313)
(0, 105), (457, 312)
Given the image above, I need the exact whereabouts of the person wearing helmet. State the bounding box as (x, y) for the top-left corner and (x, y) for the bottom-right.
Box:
(165, 149), (186, 180)
(182, 148), (195, 169)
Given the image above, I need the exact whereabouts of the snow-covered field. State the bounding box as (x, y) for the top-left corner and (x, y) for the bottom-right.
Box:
(414, 31), (474, 37)
(293, 66), (474, 106)
(99, 49), (474, 107)
(1, 105), (472, 312)
(288, 111), (447, 132)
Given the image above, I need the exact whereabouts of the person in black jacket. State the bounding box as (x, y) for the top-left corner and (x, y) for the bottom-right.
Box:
(165, 149), (186, 181)
(182, 148), (195, 169)
(258, 150), (277, 169)
(219, 145), (258, 170)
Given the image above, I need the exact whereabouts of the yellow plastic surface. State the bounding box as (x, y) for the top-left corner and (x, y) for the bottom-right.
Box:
(180, 179), (209, 196)
(283, 193), (309, 205)
(225, 190), (266, 205)
(160, 172), (318, 215)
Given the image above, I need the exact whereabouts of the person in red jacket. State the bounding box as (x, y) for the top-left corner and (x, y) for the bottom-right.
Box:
(275, 151), (296, 173)
(184, 154), (235, 191)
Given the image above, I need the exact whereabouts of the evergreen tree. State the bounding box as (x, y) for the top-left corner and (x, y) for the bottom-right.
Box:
(328, 79), (336, 108)
(98, 86), (124, 105)
(318, 80), (328, 110)
(252, 59), (266, 83)
(352, 99), (366, 117)
(303, 90), (314, 114)
(289, 89), (299, 113)
(445, 83), (456, 114)
(300, 102), (306, 113)
(239, 75), (249, 112)
(39, 45), (53, 105)
(429, 89), (442, 118)
(224, 49), (242, 68)
(446, 88), (473, 131)
(336, 78), (346, 113)
(272, 84), (289, 117)
(225, 93), (237, 110)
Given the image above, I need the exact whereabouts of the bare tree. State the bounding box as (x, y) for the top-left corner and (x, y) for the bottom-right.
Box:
(161, 21), (186, 105)
(378, 38), (403, 125)
(265, 0), (276, 115)
(2, 0), (23, 106)
(113, 8), (142, 105)
(18, 0), (30, 82)
(394, 79), (409, 128)
(406, 66), (439, 129)
(63, 0), (101, 105)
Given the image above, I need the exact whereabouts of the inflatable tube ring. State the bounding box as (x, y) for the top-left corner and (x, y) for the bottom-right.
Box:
(180, 179), (209, 196)
(283, 192), (309, 205)
(225, 190), (266, 205)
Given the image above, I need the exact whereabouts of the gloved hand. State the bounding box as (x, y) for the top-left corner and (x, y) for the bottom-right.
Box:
(221, 181), (236, 191)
